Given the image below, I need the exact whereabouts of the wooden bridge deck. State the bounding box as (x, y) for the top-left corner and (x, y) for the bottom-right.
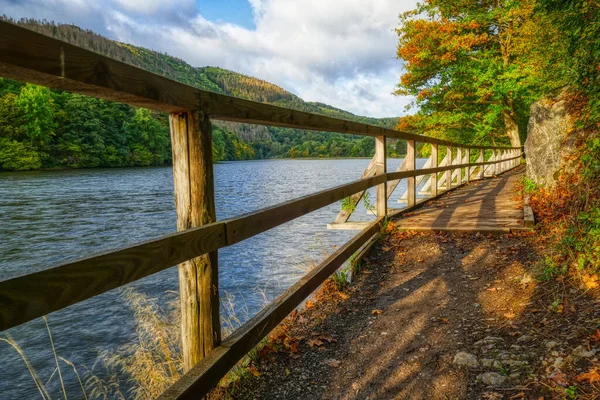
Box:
(393, 166), (527, 233)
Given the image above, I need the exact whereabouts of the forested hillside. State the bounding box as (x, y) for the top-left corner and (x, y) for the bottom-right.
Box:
(0, 17), (397, 171)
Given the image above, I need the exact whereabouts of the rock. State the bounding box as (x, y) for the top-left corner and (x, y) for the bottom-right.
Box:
(545, 340), (559, 349)
(475, 337), (504, 346)
(480, 358), (503, 369)
(501, 359), (529, 367)
(553, 357), (564, 369)
(322, 358), (341, 368)
(517, 335), (532, 343)
(572, 345), (597, 358)
(525, 87), (579, 188)
(480, 358), (494, 368)
(477, 372), (507, 387)
(453, 352), (480, 368)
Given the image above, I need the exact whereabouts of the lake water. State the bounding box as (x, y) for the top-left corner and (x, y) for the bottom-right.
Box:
(0, 158), (427, 399)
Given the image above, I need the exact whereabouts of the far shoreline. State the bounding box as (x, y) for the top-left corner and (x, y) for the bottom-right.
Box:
(0, 155), (415, 174)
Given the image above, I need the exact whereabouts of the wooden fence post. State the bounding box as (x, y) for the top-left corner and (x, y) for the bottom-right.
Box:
(445, 146), (452, 190)
(478, 150), (484, 179)
(170, 111), (221, 372)
(431, 144), (438, 197)
(457, 147), (463, 185)
(407, 140), (416, 207)
(376, 136), (387, 217)
(466, 148), (471, 182)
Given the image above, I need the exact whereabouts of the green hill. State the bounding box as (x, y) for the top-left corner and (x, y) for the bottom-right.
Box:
(0, 17), (400, 171)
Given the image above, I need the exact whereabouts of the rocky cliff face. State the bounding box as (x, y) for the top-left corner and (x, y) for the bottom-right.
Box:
(525, 88), (578, 188)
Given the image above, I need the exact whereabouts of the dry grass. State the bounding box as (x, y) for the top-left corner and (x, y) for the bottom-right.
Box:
(0, 317), (89, 400)
(87, 288), (182, 399)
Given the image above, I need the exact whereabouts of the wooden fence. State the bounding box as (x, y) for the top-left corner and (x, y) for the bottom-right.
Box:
(0, 20), (523, 399)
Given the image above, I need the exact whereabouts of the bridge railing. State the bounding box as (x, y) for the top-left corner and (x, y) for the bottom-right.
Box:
(0, 21), (523, 399)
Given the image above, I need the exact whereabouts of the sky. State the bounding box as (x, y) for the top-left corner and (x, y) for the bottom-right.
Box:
(0, 0), (418, 118)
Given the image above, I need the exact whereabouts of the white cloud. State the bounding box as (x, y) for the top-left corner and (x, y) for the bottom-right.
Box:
(113, 0), (194, 14)
(0, 0), (417, 117)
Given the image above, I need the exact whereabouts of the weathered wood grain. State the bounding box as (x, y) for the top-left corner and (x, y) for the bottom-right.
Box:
(393, 167), (527, 232)
(406, 140), (416, 207)
(170, 111), (221, 371)
(0, 222), (226, 331)
(375, 136), (387, 217)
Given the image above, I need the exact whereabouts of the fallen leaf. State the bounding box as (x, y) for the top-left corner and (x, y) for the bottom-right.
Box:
(555, 275), (565, 283)
(504, 312), (516, 319)
(322, 358), (341, 368)
(319, 334), (337, 343)
(305, 300), (315, 309)
(371, 309), (383, 316)
(435, 317), (450, 324)
(575, 367), (600, 384)
(307, 339), (323, 347)
(520, 273), (533, 286)
(548, 370), (568, 387)
(583, 274), (599, 289)
(285, 368), (290, 376)
(590, 329), (600, 343)
(248, 365), (261, 377)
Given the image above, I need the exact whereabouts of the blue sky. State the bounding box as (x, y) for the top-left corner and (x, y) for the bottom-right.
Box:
(0, 0), (417, 118)
(196, 0), (255, 29)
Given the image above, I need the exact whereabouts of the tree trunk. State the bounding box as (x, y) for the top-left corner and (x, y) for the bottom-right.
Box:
(502, 103), (521, 148)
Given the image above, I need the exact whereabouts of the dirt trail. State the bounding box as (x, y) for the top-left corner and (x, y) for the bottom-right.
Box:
(230, 230), (600, 400)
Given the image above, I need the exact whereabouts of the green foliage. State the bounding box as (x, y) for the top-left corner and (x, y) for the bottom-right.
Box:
(538, 256), (565, 281)
(522, 177), (539, 194)
(395, 0), (564, 147)
(17, 84), (56, 147)
(0, 78), (258, 171)
(0, 138), (42, 170)
(332, 268), (350, 291)
(0, 17), (397, 167)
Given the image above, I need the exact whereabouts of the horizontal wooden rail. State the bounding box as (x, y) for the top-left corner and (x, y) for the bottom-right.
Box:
(0, 223), (226, 331)
(158, 219), (383, 400)
(387, 154), (522, 181)
(0, 152), (522, 331)
(0, 21), (519, 150)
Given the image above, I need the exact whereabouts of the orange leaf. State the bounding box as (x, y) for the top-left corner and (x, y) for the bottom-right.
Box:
(307, 338), (323, 347)
(248, 365), (261, 377)
(319, 334), (337, 343)
(575, 367), (600, 384)
(306, 300), (315, 309)
(371, 309), (383, 316)
(583, 274), (599, 289)
(590, 329), (600, 343)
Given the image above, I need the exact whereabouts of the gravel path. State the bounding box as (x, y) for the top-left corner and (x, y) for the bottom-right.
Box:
(227, 229), (600, 399)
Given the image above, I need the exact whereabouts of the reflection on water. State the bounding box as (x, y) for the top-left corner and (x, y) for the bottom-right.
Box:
(0, 158), (425, 398)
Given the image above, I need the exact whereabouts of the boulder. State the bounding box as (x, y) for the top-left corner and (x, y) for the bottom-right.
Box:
(453, 352), (480, 368)
(525, 87), (578, 188)
(477, 372), (507, 387)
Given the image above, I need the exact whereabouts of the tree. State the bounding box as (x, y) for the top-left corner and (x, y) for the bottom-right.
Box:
(124, 108), (170, 166)
(17, 84), (56, 147)
(395, 0), (562, 147)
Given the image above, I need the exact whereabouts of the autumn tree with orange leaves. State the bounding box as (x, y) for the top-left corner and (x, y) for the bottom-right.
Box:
(394, 0), (565, 147)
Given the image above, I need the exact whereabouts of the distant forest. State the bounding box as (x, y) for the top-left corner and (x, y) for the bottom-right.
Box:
(0, 18), (399, 171)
